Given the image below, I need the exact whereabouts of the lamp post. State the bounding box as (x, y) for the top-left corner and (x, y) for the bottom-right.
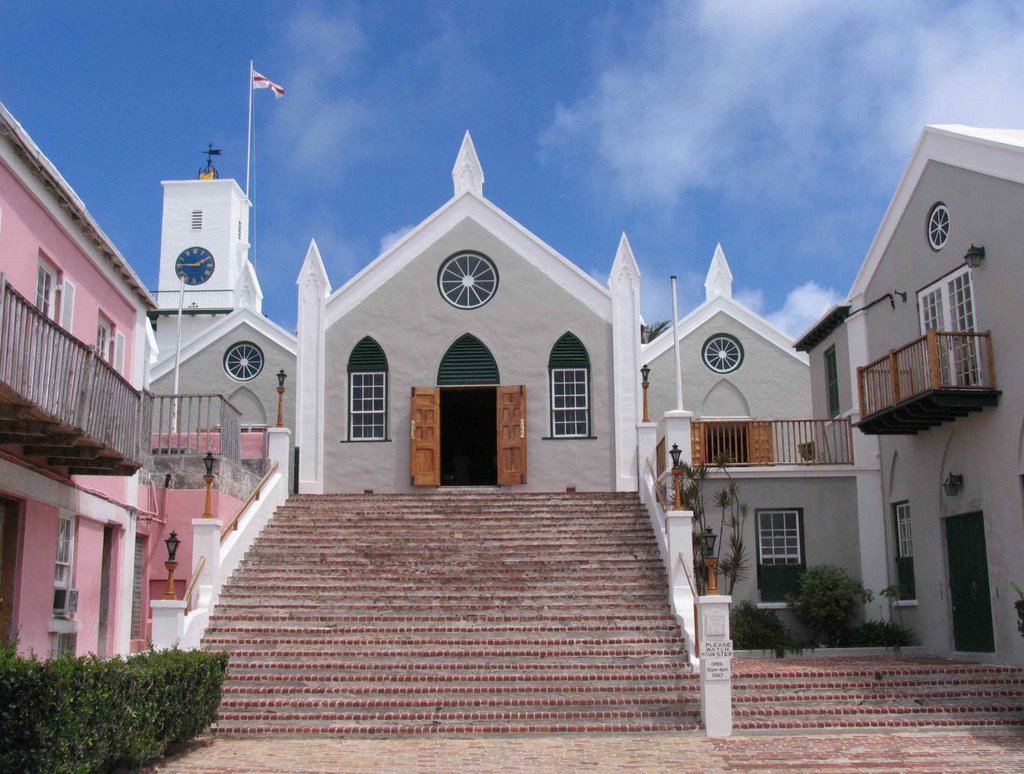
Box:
(276, 369), (287, 427)
(702, 527), (719, 595)
(202, 451), (215, 518)
(640, 363), (651, 423)
(163, 530), (181, 600)
(669, 443), (683, 509)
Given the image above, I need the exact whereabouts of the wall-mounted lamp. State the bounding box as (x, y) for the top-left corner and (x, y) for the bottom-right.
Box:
(964, 244), (985, 269)
(942, 472), (964, 497)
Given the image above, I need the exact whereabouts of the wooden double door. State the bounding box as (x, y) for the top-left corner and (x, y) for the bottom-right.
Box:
(411, 386), (526, 487)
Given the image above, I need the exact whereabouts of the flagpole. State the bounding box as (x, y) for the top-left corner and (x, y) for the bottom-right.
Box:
(245, 60), (253, 199)
(670, 275), (684, 411)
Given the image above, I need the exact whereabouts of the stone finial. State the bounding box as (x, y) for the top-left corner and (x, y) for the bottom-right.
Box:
(452, 131), (484, 197)
(609, 232), (641, 290)
(297, 238), (330, 295)
(705, 243), (733, 301)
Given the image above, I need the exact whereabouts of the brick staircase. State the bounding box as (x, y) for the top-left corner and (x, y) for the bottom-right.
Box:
(203, 491), (701, 735)
(732, 657), (1024, 731)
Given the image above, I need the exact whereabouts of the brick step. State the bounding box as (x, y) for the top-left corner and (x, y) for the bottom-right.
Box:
(219, 577), (666, 590)
(734, 700), (1023, 718)
(733, 687), (1024, 704)
(211, 719), (701, 735)
(207, 612), (676, 625)
(244, 543), (661, 555)
(223, 666), (692, 681)
(233, 561), (667, 574)
(734, 676), (1024, 691)
(218, 691), (699, 709)
(204, 633), (683, 647)
(263, 516), (650, 526)
(215, 645), (688, 659)
(225, 657), (690, 672)
(214, 593), (671, 606)
(206, 621), (678, 636)
(732, 715), (1024, 732)
(214, 706), (700, 724)
(220, 681), (697, 697)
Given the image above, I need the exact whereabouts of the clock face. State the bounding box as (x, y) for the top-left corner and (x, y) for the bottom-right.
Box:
(174, 246), (216, 286)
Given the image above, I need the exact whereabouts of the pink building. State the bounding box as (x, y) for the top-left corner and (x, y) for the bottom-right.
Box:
(0, 101), (156, 658)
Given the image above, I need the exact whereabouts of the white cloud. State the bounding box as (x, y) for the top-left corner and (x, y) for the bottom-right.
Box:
(379, 224), (414, 254)
(763, 281), (842, 338)
(542, 2), (1024, 206)
(734, 287), (765, 313)
(269, 7), (372, 175)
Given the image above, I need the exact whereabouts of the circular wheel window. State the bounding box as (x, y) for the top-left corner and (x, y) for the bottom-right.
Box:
(927, 203), (949, 251)
(224, 341), (264, 381)
(702, 334), (744, 374)
(437, 251), (498, 309)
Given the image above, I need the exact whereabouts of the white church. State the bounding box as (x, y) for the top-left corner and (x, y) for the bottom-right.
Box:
(150, 132), (883, 614)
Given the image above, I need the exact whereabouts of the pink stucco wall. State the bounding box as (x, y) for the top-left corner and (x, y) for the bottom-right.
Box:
(0, 158), (138, 378)
(147, 487), (242, 612)
(11, 498), (59, 658)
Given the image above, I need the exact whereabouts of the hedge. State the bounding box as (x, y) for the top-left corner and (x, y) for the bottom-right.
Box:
(0, 646), (228, 773)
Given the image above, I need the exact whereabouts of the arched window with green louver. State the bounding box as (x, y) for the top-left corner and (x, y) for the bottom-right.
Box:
(437, 334), (500, 385)
(548, 332), (591, 438)
(347, 337), (388, 440)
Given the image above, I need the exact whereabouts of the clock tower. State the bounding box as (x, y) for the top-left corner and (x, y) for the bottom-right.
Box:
(152, 174), (262, 354)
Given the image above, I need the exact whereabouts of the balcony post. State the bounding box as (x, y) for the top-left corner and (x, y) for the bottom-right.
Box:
(984, 330), (996, 389)
(927, 328), (941, 390)
(888, 351), (900, 404)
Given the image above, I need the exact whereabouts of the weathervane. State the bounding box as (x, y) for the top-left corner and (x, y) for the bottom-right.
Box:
(198, 143), (222, 180)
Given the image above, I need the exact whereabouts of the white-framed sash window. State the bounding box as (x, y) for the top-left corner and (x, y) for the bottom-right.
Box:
(53, 514), (75, 614)
(551, 367), (589, 437)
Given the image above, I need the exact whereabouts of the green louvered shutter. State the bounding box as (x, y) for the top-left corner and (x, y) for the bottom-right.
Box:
(548, 332), (590, 369)
(437, 334), (499, 385)
(348, 337), (388, 372)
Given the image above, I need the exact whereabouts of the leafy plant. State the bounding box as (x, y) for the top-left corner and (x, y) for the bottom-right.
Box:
(848, 620), (916, 648)
(730, 601), (799, 655)
(786, 565), (873, 647)
(676, 461), (750, 596)
(641, 319), (671, 343)
(0, 646), (228, 773)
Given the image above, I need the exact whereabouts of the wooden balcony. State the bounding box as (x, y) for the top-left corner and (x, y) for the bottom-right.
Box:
(691, 418), (854, 466)
(0, 275), (148, 475)
(857, 329), (999, 435)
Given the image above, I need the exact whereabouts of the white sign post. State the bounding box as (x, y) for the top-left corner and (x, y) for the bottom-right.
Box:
(697, 594), (733, 737)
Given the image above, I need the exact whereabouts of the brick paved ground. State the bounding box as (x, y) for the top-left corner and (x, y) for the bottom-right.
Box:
(153, 729), (1024, 773)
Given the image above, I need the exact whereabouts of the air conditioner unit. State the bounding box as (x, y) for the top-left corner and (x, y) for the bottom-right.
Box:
(54, 587), (79, 617)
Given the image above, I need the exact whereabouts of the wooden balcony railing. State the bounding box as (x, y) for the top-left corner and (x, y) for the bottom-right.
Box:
(0, 275), (147, 472)
(149, 393), (242, 465)
(691, 418), (854, 466)
(857, 329), (996, 419)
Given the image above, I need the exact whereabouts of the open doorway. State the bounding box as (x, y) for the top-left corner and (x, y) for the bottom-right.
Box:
(440, 387), (497, 485)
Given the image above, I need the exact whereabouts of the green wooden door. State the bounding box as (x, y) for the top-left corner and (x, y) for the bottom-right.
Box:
(944, 512), (994, 652)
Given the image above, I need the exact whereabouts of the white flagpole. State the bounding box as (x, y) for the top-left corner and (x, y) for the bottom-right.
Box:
(245, 60), (254, 199)
(171, 275), (186, 432)
(670, 275), (684, 411)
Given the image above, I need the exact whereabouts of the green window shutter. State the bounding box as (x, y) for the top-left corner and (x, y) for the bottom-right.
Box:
(348, 337), (387, 372)
(825, 345), (840, 418)
(896, 556), (916, 600)
(437, 334), (499, 385)
(548, 332), (590, 369)
(759, 564), (804, 602)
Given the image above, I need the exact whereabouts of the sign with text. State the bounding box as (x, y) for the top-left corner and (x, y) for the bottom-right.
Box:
(704, 657), (731, 681)
(701, 639), (733, 659)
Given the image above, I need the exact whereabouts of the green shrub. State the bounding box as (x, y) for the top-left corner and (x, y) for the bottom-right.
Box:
(730, 601), (799, 655)
(0, 646), (228, 773)
(787, 565), (872, 647)
(848, 620), (916, 648)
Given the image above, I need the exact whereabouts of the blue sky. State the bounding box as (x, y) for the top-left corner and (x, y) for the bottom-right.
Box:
(4, 1), (1024, 335)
